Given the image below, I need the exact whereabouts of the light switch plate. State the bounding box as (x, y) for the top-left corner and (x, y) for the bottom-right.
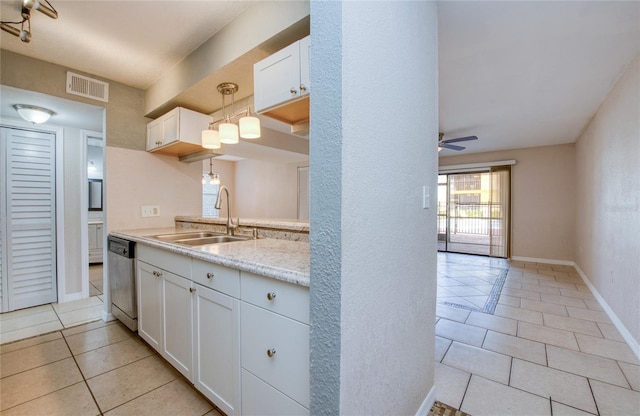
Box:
(423, 186), (430, 209)
(141, 205), (160, 217)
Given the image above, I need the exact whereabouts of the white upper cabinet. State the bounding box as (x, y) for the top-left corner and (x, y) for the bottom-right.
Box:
(146, 107), (212, 156)
(254, 36), (310, 126)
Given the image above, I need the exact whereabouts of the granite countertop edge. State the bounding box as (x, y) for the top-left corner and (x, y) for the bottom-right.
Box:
(110, 228), (310, 287)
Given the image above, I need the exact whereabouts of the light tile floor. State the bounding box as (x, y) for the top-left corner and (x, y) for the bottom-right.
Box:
(0, 320), (222, 416)
(2, 253), (639, 415)
(436, 252), (640, 415)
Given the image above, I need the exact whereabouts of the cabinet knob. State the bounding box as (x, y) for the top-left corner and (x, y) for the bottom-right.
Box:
(206, 272), (214, 279)
(189, 287), (196, 293)
(153, 270), (162, 278)
(266, 348), (276, 358)
(290, 87), (298, 95)
(300, 84), (307, 92)
(267, 292), (276, 301)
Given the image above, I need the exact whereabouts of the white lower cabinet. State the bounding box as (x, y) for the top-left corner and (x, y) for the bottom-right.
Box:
(162, 272), (194, 381)
(136, 244), (309, 415)
(241, 369), (309, 416)
(136, 260), (163, 351)
(193, 283), (240, 415)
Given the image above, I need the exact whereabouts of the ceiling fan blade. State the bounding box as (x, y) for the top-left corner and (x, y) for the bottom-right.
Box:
(439, 143), (465, 151)
(442, 135), (478, 144)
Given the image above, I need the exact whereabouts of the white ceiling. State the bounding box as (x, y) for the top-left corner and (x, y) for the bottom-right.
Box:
(1, 1), (638, 156)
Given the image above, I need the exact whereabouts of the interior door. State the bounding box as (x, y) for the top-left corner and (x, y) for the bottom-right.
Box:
(0, 127), (57, 311)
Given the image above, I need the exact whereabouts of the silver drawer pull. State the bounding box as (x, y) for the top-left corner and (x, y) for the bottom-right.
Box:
(300, 84), (307, 92)
(267, 292), (276, 301)
(152, 271), (162, 277)
(189, 287), (196, 293)
(266, 348), (276, 358)
(206, 272), (214, 279)
(290, 87), (298, 94)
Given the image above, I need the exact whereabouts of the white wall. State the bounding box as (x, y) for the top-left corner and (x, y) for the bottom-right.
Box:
(201, 158), (236, 218)
(233, 159), (298, 219)
(105, 147), (202, 232)
(310, 2), (438, 413)
(574, 54), (640, 351)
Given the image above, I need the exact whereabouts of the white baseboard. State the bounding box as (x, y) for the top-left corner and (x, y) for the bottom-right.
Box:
(101, 311), (115, 322)
(573, 264), (640, 362)
(58, 291), (87, 303)
(510, 256), (574, 266)
(416, 385), (436, 416)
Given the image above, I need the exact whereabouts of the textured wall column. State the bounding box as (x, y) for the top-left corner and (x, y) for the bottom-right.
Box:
(310, 1), (439, 414)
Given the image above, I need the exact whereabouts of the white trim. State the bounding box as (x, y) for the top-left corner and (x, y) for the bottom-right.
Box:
(573, 264), (640, 362)
(80, 133), (89, 299)
(510, 256), (574, 266)
(415, 385), (436, 416)
(439, 159), (517, 174)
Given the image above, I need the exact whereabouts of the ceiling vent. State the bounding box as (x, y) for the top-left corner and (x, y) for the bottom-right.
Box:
(66, 72), (109, 103)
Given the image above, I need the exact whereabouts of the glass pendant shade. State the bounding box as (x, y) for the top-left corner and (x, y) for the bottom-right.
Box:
(239, 116), (261, 139)
(219, 123), (239, 144)
(202, 129), (221, 149)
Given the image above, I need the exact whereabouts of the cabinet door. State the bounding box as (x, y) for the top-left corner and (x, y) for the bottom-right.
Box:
(88, 224), (97, 250)
(146, 120), (163, 151)
(161, 110), (179, 146)
(254, 41), (301, 112)
(95, 224), (103, 250)
(163, 272), (194, 381)
(299, 36), (310, 97)
(194, 284), (240, 415)
(242, 369), (309, 416)
(136, 261), (163, 351)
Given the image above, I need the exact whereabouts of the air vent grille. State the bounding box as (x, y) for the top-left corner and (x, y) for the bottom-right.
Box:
(66, 72), (109, 102)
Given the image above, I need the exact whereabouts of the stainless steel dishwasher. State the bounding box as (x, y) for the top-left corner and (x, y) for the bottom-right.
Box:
(108, 235), (137, 331)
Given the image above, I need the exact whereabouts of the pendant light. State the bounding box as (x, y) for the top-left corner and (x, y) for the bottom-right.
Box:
(202, 158), (220, 185)
(201, 82), (261, 149)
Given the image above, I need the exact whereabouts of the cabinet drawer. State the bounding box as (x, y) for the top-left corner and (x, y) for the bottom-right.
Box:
(241, 272), (309, 324)
(241, 302), (309, 408)
(137, 244), (190, 277)
(192, 259), (240, 298)
(242, 369), (308, 416)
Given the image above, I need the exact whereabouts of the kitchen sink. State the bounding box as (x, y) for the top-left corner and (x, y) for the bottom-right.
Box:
(178, 235), (251, 245)
(149, 232), (251, 246)
(152, 231), (220, 242)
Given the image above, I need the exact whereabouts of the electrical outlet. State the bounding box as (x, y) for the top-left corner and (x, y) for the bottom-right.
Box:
(141, 205), (160, 217)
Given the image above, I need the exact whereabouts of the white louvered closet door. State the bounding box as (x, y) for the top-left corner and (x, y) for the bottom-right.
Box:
(0, 127), (57, 312)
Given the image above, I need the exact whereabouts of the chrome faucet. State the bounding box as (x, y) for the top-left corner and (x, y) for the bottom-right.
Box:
(215, 185), (237, 235)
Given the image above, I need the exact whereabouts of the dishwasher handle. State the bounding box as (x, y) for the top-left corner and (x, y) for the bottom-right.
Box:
(108, 236), (136, 258)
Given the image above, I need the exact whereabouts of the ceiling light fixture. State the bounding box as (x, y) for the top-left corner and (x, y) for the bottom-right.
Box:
(201, 82), (261, 149)
(1, 0), (58, 44)
(12, 104), (56, 124)
(202, 158), (220, 185)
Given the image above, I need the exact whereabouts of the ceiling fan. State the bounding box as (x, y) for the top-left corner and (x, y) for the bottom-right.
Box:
(438, 132), (478, 152)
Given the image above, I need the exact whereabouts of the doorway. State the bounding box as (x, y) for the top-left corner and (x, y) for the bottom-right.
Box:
(437, 167), (510, 258)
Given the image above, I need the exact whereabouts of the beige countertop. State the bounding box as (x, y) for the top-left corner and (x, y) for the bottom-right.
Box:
(110, 227), (310, 287)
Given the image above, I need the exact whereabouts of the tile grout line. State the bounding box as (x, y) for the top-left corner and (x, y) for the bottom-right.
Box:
(60, 329), (105, 416)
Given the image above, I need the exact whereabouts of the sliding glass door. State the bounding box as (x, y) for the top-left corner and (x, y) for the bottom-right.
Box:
(437, 167), (510, 258)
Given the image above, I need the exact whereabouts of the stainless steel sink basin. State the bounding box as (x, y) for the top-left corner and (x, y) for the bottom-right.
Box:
(178, 235), (251, 246)
(149, 232), (251, 246)
(152, 231), (220, 242)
